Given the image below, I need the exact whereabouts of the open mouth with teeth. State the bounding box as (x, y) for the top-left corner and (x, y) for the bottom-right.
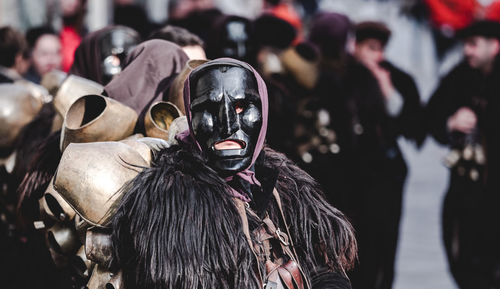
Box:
(213, 139), (246, 150)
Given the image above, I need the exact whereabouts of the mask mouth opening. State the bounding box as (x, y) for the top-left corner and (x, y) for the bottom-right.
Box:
(213, 139), (246, 150)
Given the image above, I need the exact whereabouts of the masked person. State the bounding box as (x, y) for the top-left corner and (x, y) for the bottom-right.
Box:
(111, 58), (357, 289)
(205, 15), (255, 63)
(70, 25), (141, 85)
(426, 20), (500, 289)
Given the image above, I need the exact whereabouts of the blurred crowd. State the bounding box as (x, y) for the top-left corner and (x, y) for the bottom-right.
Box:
(2, 0), (500, 289)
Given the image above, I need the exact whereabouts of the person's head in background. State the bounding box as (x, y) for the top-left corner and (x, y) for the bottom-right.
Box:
(168, 0), (214, 21)
(460, 20), (500, 75)
(0, 26), (29, 80)
(353, 21), (391, 69)
(253, 14), (296, 76)
(25, 26), (62, 83)
(308, 12), (351, 64)
(149, 25), (206, 60)
(70, 25), (141, 85)
(205, 15), (255, 63)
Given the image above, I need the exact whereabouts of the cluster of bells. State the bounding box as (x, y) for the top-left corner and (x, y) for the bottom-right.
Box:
(443, 143), (486, 182)
(1, 59), (207, 289)
(297, 108), (341, 164)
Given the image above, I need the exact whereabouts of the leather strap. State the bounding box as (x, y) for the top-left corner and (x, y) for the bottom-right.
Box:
(234, 198), (264, 287)
(272, 189), (311, 289)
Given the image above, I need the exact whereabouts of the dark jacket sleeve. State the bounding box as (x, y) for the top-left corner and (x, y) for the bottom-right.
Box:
(386, 62), (426, 147)
(425, 63), (472, 145)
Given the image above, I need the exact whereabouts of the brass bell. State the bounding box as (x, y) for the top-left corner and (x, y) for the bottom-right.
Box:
(40, 69), (67, 96)
(86, 264), (114, 289)
(443, 149), (461, 168)
(474, 144), (486, 165)
(462, 145), (474, 161)
(16, 79), (52, 103)
(470, 168), (480, 182)
(0, 83), (43, 150)
(53, 74), (103, 118)
(46, 222), (81, 256)
(144, 101), (183, 140)
(106, 270), (124, 289)
(85, 228), (113, 267)
(54, 141), (149, 227)
(75, 214), (91, 245)
(60, 94), (138, 152)
(168, 59), (209, 114)
(71, 245), (93, 278)
(42, 177), (76, 222)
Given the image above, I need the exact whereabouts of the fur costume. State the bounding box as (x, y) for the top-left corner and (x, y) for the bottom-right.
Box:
(111, 144), (356, 289)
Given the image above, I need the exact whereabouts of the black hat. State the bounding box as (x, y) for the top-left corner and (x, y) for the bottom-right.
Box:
(355, 21), (391, 46)
(254, 14), (297, 49)
(458, 20), (500, 40)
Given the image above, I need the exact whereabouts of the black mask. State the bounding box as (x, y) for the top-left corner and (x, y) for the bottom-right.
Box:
(221, 20), (253, 61)
(190, 65), (262, 175)
(100, 28), (140, 84)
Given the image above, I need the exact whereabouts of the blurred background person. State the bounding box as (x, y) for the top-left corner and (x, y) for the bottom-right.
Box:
(205, 14), (255, 63)
(59, 0), (87, 72)
(24, 26), (62, 84)
(0, 26), (29, 83)
(69, 25), (141, 85)
(305, 11), (424, 289)
(149, 25), (206, 59)
(354, 21), (425, 147)
(114, 0), (159, 39)
(426, 19), (500, 289)
(351, 20), (425, 289)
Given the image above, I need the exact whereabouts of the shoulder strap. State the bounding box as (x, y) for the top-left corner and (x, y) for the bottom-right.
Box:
(234, 197), (265, 287)
(272, 188), (311, 289)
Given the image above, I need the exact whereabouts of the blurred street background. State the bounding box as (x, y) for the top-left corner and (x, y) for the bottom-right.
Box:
(3, 0), (497, 288)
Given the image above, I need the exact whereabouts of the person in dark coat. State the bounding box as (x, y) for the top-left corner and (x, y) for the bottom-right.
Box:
(354, 21), (425, 148)
(426, 20), (500, 289)
(350, 20), (425, 289)
(307, 13), (424, 289)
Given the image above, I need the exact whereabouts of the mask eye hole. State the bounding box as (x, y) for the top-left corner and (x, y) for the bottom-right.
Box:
(235, 101), (245, 114)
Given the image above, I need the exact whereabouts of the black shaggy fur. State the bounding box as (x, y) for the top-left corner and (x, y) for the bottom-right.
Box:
(11, 104), (56, 200)
(111, 145), (357, 289)
(17, 131), (62, 223)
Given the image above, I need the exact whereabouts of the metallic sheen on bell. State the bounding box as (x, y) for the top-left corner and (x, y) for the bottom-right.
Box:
(60, 94), (138, 151)
(53, 74), (104, 118)
(85, 229), (113, 267)
(43, 177), (77, 222)
(54, 141), (149, 226)
(168, 59), (209, 114)
(46, 222), (81, 255)
(144, 101), (183, 140)
(0, 83), (43, 150)
(40, 70), (67, 96)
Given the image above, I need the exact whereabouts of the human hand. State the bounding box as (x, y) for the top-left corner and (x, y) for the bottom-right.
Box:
(366, 62), (395, 100)
(447, 107), (477, 134)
